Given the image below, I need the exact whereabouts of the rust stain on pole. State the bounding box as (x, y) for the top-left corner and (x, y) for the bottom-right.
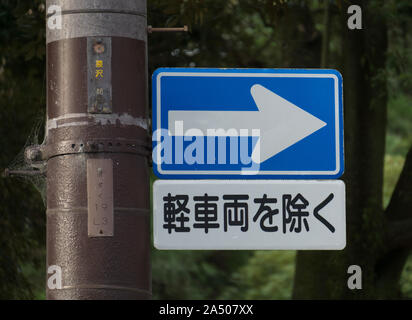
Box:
(45, 0), (151, 299)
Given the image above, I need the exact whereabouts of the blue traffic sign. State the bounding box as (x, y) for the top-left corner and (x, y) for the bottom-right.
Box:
(152, 68), (344, 179)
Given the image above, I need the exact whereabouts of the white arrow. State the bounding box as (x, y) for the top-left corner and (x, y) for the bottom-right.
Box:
(168, 84), (327, 164)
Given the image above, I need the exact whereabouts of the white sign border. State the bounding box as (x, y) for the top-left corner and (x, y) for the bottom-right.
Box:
(156, 72), (341, 176)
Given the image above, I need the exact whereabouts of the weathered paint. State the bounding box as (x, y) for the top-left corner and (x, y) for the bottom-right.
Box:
(47, 113), (148, 130)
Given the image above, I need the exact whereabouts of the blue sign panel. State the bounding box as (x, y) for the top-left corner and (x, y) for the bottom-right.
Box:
(152, 68), (344, 179)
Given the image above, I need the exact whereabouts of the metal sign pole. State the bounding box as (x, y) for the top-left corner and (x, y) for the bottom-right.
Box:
(44, 0), (151, 299)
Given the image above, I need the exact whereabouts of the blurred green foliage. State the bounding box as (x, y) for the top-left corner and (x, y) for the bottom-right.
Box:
(384, 155), (411, 299)
(0, 0), (410, 299)
(221, 251), (295, 299)
(401, 256), (412, 298)
(383, 155), (405, 208)
(386, 95), (412, 156)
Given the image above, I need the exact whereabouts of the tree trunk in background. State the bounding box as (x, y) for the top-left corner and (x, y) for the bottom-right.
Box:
(277, 3), (321, 68)
(321, 0), (331, 67)
(292, 0), (410, 299)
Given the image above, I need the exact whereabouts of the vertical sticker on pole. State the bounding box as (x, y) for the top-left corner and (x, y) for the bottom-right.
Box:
(87, 159), (114, 237)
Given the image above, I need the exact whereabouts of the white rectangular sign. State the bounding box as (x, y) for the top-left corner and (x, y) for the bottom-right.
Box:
(153, 180), (346, 250)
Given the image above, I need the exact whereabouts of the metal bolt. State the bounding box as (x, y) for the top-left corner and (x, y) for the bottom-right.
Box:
(93, 41), (105, 54)
(3, 168), (45, 177)
(148, 25), (188, 33)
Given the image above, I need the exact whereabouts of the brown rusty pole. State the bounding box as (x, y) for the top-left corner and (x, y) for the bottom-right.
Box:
(45, 0), (151, 299)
